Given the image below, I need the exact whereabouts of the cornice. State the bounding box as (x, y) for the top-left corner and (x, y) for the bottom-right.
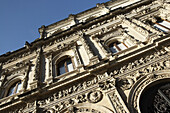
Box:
(0, 0), (163, 65)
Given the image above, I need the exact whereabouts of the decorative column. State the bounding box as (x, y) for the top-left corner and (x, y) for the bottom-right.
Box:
(107, 88), (130, 113)
(92, 36), (111, 59)
(20, 61), (32, 92)
(79, 33), (99, 65)
(72, 46), (83, 68)
(30, 48), (42, 89)
(45, 54), (53, 84)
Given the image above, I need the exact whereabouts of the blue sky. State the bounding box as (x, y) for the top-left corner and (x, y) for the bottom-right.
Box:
(0, 0), (110, 55)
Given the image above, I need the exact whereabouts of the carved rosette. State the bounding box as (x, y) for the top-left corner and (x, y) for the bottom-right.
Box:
(87, 90), (103, 103)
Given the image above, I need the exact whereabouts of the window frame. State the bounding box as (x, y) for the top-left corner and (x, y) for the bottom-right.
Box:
(56, 56), (75, 76)
(152, 18), (170, 32)
(6, 80), (22, 97)
(108, 41), (128, 54)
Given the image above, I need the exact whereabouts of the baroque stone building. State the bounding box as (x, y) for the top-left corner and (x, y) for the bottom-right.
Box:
(0, 0), (170, 112)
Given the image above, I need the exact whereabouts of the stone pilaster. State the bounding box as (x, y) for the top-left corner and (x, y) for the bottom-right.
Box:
(20, 61), (32, 92)
(72, 46), (82, 68)
(93, 36), (111, 59)
(107, 88), (130, 113)
(80, 34), (99, 65)
(29, 48), (42, 89)
(45, 54), (53, 84)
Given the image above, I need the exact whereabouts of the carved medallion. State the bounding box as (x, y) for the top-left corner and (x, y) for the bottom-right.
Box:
(87, 90), (103, 103)
(118, 78), (134, 90)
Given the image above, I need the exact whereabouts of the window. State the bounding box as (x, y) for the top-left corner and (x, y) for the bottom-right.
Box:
(153, 18), (170, 32)
(109, 41), (128, 53)
(6, 81), (22, 97)
(57, 58), (74, 76)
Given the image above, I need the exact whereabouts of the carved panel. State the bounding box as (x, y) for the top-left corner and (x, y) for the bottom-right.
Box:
(107, 89), (130, 113)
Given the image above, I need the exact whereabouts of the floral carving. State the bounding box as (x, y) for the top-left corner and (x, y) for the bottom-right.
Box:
(33, 48), (42, 81)
(98, 78), (115, 90)
(113, 49), (168, 76)
(108, 91), (129, 113)
(75, 94), (86, 103)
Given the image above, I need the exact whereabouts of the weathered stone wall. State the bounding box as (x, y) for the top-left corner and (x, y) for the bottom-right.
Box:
(0, 0), (169, 112)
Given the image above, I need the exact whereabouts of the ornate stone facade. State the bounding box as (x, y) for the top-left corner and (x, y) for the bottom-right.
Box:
(0, 0), (170, 112)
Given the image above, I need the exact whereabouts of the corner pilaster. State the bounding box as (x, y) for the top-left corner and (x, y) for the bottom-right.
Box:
(45, 54), (53, 84)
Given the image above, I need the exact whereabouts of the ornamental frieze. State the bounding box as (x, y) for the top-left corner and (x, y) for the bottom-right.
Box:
(116, 58), (169, 91)
(113, 49), (168, 76)
(2, 60), (32, 74)
(74, 107), (101, 113)
(98, 78), (115, 91)
(41, 90), (103, 113)
(38, 74), (106, 107)
(107, 89), (130, 113)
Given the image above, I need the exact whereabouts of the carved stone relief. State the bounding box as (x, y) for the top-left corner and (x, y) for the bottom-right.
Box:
(37, 74), (106, 108)
(108, 91), (129, 113)
(41, 90), (103, 113)
(117, 77), (134, 90)
(87, 90), (103, 103)
(113, 49), (168, 76)
(98, 78), (115, 90)
(115, 58), (169, 94)
(153, 84), (170, 112)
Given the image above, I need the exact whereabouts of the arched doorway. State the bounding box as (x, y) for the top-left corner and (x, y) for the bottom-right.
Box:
(139, 80), (170, 113)
(128, 71), (170, 113)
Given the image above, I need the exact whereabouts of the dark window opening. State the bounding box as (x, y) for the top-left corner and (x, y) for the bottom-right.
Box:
(109, 41), (128, 53)
(57, 58), (74, 76)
